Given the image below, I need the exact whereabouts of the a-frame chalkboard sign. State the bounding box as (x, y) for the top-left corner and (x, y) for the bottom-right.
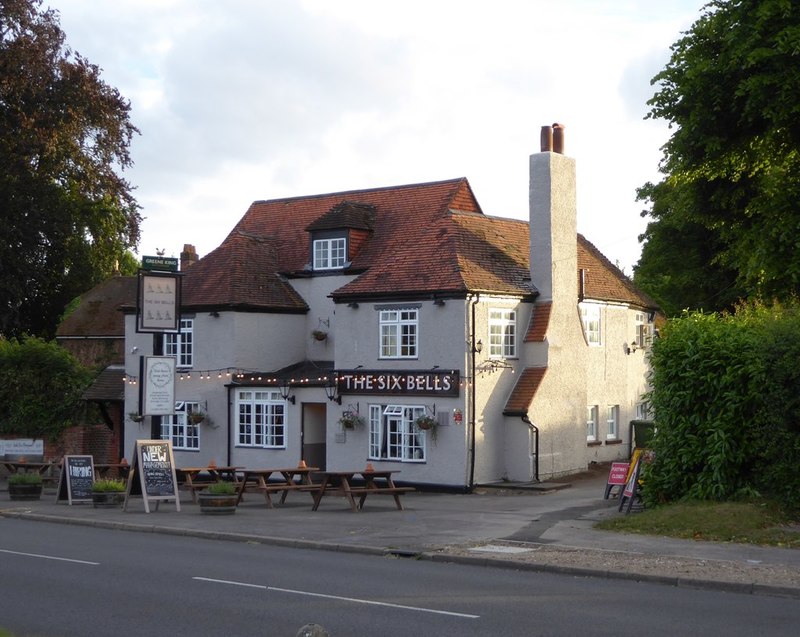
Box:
(56, 455), (95, 504)
(618, 454), (643, 514)
(124, 440), (180, 513)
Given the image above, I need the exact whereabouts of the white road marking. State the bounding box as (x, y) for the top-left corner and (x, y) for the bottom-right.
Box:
(193, 577), (480, 619)
(0, 548), (99, 565)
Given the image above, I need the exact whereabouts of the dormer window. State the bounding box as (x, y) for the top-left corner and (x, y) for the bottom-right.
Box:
(313, 237), (346, 270)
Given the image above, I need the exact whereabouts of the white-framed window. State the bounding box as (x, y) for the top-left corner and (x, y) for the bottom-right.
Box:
(580, 304), (601, 346)
(636, 402), (651, 420)
(160, 401), (200, 451)
(313, 237), (346, 270)
(379, 308), (418, 358)
(606, 404), (619, 440)
(165, 318), (193, 367)
(586, 405), (598, 442)
(369, 404), (427, 461)
(634, 312), (653, 348)
(235, 389), (286, 448)
(489, 309), (517, 358)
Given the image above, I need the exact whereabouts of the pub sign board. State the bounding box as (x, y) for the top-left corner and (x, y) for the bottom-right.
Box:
(141, 255), (179, 272)
(336, 369), (460, 397)
(136, 270), (181, 333)
(56, 455), (95, 504)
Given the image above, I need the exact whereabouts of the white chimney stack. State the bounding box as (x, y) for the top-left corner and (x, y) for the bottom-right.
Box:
(529, 124), (577, 305)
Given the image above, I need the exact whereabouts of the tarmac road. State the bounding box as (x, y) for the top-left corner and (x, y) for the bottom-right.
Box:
(2, 465), (800, 598)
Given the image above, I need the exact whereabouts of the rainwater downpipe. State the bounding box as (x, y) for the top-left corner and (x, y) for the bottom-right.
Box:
(521, 415), (540, 483)
(468, 293), (480, 491)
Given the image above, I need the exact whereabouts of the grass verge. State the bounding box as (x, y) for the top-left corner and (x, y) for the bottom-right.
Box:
(596, 499), (800, 548)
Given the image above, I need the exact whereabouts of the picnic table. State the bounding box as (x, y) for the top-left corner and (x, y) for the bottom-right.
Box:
(2, 460), (62, 485)
(310, 469), (414, 512)
(178, 466), (243, 503)
(236, 466), (319, 507)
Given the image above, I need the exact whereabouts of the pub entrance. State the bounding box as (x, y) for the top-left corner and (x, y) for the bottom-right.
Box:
(302, 402), (326, 471)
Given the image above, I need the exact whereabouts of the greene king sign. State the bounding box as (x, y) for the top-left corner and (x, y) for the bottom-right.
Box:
(336, 369), (459, 397)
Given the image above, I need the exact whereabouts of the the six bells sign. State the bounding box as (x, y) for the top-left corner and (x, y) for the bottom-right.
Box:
(336, 369), (460, 397)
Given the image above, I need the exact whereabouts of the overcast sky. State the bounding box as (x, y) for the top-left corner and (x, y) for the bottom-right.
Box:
(49, 0), (704, 273)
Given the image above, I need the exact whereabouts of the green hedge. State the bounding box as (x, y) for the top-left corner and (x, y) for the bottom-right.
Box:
(643, 303), (800, 512)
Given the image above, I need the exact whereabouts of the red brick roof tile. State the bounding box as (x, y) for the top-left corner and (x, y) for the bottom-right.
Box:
(524, 301), (552, 342)
(504, 367), (547, 416)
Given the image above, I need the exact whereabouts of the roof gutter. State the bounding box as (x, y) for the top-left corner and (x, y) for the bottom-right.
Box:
(521, 415), (540, 483)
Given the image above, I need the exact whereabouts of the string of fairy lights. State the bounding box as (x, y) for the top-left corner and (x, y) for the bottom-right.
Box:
(122, 368), (335, 386)
(122, 363), (511, 388)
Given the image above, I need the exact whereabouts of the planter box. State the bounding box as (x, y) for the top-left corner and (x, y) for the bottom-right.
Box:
(198, 492), (238, 515)
(8, 483), (43, 501)
(92, 492), (125, 508)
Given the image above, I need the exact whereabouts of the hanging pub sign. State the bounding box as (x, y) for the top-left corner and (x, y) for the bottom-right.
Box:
(336, 369), (460, 397)
(140, 355), (176, 416)
(136, 270), (181, 333)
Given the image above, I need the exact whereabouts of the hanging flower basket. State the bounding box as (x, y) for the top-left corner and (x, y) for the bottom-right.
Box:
(338, 411), (364, 430)
(128, 412), (144, 423)
(415, 415), (438, 442)
(188, 410), (207, 424)
(311, 329), (328, 341)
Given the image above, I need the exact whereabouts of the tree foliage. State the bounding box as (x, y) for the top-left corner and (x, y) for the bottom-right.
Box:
(0, 335), (94, 440)
(643, 303), (800, 512)
(0, 0), (141, 339)
(635, 0), (800, 314)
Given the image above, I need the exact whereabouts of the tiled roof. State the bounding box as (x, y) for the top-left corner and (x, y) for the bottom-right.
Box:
(82, 364), (125, 401)
(56, 276), (136, 337)
(180, 177), (657, 311)
(524, 302), (552, 342)
(578, 235), (658, 309)
(306, 201), (375, 232)
(503, 367), (547, 416)
(182, 231), (308, 311)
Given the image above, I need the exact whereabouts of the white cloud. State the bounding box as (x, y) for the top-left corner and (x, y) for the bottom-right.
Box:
(49, 0), (703, 271)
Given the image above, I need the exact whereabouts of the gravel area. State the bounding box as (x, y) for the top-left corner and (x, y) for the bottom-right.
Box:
(433, 541), (800, 592)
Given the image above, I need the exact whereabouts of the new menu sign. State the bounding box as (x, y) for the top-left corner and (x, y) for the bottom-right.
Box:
(336, 369), (460, 397)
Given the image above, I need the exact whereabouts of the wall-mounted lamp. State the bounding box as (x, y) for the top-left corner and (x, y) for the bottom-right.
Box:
(324, 378), (342, 404)
(471, 338), (483, 354)
(130, 346), (139, 354)
(209, 311), (220, 318)
(347, 301), (359, 309)
(433, 298), (446, 307)
(624, 340), (639, 356)
(277, 378), (296, 404)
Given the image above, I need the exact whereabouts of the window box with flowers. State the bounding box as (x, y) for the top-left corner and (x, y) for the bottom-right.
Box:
(338, 411), (364, 430)
(414, 414), (438, 442)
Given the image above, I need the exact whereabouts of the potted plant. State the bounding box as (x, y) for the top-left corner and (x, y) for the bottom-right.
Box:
(415, 414), (438, 442)
(198, 481), (238, 514)
(7, 472), (43, 500)
(128, 412), (144, 423)
(311, 329), (328, 341)
(91, 478), (126, 508)
(338, 411), (364, 430)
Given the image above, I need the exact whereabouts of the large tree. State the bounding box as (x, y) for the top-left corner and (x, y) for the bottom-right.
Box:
(0, 0), (140, 338)
(634, 0), (800, 314)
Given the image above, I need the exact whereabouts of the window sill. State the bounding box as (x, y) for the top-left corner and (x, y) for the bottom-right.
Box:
(586, 440), (602, 447)
(605, 439), (623, 445)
